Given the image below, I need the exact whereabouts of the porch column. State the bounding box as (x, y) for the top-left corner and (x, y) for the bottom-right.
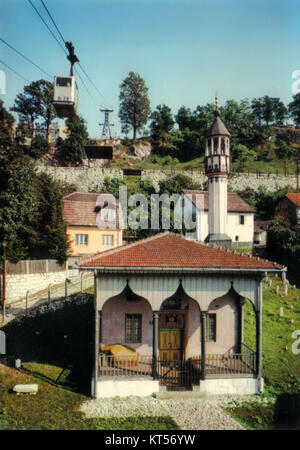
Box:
(200, 311), (207, 380)
(93, 274), (99, 398)
(255, 280), (263, 390)
(152, 311), (159, 380)
(238, 297), (246, 353)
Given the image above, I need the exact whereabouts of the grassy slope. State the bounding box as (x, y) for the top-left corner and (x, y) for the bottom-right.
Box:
(226, 274), (300, 429)
(109, 141), (299, 175)
(0, 294), (178, 430)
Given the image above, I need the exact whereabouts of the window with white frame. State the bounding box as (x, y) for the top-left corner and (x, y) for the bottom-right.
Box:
(239, 215), (245, 225)
(102, 234), (114, 246)
(75, 234), (88, 246)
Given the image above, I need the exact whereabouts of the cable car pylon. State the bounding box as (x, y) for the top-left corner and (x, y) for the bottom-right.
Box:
(99, 108), (114, 140)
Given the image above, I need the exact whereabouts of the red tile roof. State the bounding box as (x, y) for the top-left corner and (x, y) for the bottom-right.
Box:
(63, 192), (121, 228)
(182, 190), (255, 213)
(79, 232), (283, 271)
(286, 193), (300, 207)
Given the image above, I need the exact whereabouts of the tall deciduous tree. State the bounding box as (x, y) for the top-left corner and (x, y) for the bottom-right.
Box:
(11, 79), (56, 140)
(119, 72), (151, 141)
(150, 104), (174, 143)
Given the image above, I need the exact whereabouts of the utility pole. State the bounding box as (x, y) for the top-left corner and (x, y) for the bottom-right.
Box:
(2, 239), (6, 323)
(99, 109), (114, 140)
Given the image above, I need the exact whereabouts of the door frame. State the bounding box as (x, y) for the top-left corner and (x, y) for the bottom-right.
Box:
(158, 309), (189, 360)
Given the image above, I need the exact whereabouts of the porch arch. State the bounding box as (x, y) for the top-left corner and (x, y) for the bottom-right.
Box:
(181, 276), (258, 311)
(101, 288), (153, 356)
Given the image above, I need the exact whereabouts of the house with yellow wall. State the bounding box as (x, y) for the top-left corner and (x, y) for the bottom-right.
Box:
(63, 192), (123, 261)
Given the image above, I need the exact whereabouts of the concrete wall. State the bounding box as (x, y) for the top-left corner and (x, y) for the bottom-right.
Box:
(199, 377), (262, 395)
(6, 270), (67, 304)
(92, 377), (159, 398)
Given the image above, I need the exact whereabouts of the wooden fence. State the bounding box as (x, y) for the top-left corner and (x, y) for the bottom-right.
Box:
(6, 259), (66, 275)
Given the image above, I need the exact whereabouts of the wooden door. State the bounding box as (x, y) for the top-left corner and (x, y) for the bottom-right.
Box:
(160, 329), (181, 361)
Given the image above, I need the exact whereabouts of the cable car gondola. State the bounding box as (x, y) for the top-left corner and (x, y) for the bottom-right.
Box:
(53, 41), (79, 119)
(53, 75), (78, 118)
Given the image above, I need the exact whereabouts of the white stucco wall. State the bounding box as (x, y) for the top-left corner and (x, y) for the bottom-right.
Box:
(174, 195), (254, 245)
(199, 377), (263, 395)
(92, 378), (160, 398)
(101, 296), (153, 355)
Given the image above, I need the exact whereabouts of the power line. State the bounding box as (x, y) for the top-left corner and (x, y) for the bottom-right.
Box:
(29, 0), (112, 111)
(0, 37), (52, 79)
(0, 59), (30, 83)
(74, 67), (99, 109)
(40, 0), (66, 45)
(27, 0), (67, 56)
(77, 63), (110, 107)
(40, 0), (110, 107)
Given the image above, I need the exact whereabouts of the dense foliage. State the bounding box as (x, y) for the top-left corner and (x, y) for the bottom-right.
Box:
(0, 145), (73, 263)
(58, 115), (88, 164)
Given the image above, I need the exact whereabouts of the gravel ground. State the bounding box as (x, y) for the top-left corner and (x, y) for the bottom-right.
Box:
(79, 395), (275, 430)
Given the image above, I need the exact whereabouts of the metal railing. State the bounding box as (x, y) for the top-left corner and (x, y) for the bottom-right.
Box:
(98, 349), (257, 382)
(241, 342), (257, 374)
(99, 354), (153, 377)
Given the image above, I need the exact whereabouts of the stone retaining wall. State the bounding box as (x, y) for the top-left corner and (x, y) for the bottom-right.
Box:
(37, 166), (298, 193)
(6, 270), (67, 304)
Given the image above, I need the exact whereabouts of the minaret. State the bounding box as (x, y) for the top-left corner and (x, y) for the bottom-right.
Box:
(204, 94), (232, 248)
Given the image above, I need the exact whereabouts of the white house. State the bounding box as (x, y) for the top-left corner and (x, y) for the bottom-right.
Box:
(174, 96), (255, 248)
(175, 190), (255, 247)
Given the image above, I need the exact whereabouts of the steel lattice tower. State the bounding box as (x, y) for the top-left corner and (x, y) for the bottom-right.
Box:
(99, 109), (114, 139)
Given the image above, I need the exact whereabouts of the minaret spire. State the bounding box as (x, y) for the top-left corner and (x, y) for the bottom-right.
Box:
(204, 94), (232, 248)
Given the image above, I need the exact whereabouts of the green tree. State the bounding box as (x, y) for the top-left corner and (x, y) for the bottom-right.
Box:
(29, 173), (71, 263)
(0, 145), (38, 261)
(288, 93), (300, 127)
(275, 137), (297, 174)
(0, 143), (71, 262)
(150, 104), (174, 144)
(59, 115), (88, 165)
(0, 99), (15, 144)
(119, 72), (151, 141)
(11, 79), (55, 140)
(231, 144), (257, 170)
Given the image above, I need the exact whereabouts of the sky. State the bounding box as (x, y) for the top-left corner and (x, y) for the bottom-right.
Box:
(1, 0), (300, 138)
